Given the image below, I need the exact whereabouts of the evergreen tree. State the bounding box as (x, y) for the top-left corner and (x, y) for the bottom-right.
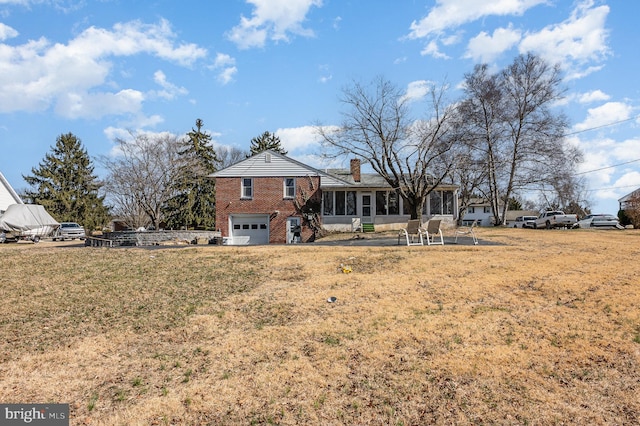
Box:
(248, 131), (288, 156)
(164, 119), (220, 229)
(23, 132), (110, 233)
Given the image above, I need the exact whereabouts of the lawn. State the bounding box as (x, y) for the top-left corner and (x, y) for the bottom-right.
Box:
(1, 228), (639, 425)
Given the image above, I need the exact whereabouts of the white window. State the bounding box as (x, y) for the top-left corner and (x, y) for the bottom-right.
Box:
(284, 178), (295, 198)
(241, 178), (253, 199)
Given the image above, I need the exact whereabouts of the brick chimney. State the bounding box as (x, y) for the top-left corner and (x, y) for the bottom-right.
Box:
(350, 158), (361, 182)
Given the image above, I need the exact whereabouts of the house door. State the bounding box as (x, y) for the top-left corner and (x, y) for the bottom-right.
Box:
(286, 217), (301, 244)
(361, 193), (372, 222)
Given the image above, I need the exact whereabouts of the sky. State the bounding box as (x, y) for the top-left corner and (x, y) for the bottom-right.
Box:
(1, 0), (639, 215)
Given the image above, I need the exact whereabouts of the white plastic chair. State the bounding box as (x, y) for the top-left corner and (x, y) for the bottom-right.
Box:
(424, 219), (444, 245)
(454, 220), (478, 245)
(398, 219), (424, 246)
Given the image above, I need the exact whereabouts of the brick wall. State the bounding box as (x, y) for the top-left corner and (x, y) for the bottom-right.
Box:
(215, 176), (321, 244)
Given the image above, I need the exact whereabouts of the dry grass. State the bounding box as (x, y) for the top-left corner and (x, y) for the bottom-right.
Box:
(1, 228), (639, 425)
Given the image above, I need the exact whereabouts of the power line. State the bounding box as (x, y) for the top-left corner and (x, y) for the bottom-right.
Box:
(564, 114), (640, 137)
(584, 184), (640, 192)
(576, 158), (640, 175)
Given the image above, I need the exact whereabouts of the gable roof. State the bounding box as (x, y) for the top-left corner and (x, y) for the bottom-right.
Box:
(211, 150), (352, 187)
(618, 187), (640, 204)
(0, 171), (23, 211)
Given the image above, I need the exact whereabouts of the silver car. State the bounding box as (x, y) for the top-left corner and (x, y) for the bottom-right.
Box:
(572, 214), (621, 229)
(52, 222), (86, 240)
(513, 215), (538, 228)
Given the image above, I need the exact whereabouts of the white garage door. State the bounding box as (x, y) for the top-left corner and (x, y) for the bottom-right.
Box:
(230, 214), (270, 245)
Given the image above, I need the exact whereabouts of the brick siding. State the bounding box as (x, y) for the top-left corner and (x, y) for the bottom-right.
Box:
(215, 176), (321, 244)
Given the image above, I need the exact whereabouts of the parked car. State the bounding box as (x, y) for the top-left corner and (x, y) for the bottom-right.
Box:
(513, 215), (538, 228)
(572, 214), (622, 229)
(533, 211), (578, 229)
(52, 222), (86, 240)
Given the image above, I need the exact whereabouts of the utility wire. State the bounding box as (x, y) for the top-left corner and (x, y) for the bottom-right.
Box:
(576, 158), (640, 175)
(564, 114), (640, 137)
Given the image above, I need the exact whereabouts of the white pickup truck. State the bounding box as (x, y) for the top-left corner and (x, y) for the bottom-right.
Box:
(533, 211), (578, 229)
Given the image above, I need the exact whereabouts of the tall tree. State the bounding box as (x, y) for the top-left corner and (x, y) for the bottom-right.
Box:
(22, 132), (110, 233)
(248, 131), (288, 156)
(459, 53), (579, 225)
(100, 132), (180, 230)
(164, 119), (220, 230)
(317, 76), (461, 220)
(217, 145), (248, 168)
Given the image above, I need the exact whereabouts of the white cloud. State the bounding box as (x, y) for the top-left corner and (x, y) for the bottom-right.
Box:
(578, 90), (610, 104)
(0, 19), (206, 117)
(573, 102), (633, 132)
(0, 23), (18, 40)
(407, 0), (546, 39)
(318, 64), (331, 83)
(465, 25), (521, 63)
(519, 2), (610, 73)
(275, 125), (325, 152)
(209, 53), (237, 84)
(420, 40), (449, 59)
(150, 70), (188, 100)
(56, 89), (144, 119)
(402, 80), (433, 103)
(333, 16), (342, 31)
(227, 0), (323, 49)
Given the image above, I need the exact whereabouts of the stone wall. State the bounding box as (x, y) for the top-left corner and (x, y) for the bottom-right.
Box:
(86, 230), (222, 247)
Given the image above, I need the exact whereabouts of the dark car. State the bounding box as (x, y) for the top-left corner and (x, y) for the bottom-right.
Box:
(52, 222), (86, 241)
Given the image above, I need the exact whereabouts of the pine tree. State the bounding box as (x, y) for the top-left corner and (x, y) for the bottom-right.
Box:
(248, 131), (288, 156)
(164, 119), (220, 230)
(23, 133), (110, 233)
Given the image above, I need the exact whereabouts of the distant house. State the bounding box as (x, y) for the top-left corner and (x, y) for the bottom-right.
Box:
(460, 199), (538, 227)
(0, 171), (23, 214)
(211, 150), (459, 245)
(618, 187), (640, 211)
(460, 198), (500, 226)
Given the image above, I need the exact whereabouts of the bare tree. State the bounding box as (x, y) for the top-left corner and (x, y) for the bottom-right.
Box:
(217, 145), (248, 168)
(100, 132), (180, 230)
(459, 54), (577, 225)
(316, 76), (461, 220)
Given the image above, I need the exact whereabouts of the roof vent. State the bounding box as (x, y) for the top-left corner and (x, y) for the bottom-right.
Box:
(265, 153), (271, 163)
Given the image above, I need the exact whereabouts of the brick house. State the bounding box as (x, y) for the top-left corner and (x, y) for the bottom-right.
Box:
(212, 150), (458, 245)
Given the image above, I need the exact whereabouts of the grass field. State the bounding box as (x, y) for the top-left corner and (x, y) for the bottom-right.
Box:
(1, 228), (639, 425)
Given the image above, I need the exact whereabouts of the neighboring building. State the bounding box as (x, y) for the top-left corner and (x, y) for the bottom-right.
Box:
(619, 187), (640, 211)
(212, 150), (459, 245)
(460, 198), (501, 226)
(0, 171), (23, 214)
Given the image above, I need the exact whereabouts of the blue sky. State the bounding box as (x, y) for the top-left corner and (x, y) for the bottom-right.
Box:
(1, 0), (638, 214)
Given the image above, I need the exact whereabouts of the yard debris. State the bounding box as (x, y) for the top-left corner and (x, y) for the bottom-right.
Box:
(339, 263), (352, 274)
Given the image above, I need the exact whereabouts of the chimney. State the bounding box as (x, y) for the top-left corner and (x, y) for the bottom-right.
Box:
(350, 158), (361, 182)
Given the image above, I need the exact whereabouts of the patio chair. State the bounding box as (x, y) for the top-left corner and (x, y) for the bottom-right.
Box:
(454, 220), (478, 245)
(423, 219), (444, 246)
(398, 219), (424, 246)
